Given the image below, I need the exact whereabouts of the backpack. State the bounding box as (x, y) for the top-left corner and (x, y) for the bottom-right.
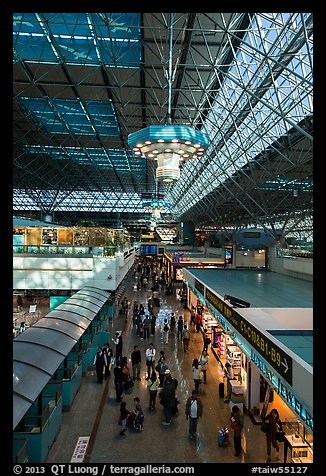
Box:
(183, 330), (190, 339)
(164, 324), (169, 332)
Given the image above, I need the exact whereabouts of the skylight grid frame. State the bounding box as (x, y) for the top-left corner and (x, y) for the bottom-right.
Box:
(14, 190), (146, 214)
(13, 13), (142, 68)
(168, 12), (313, 216)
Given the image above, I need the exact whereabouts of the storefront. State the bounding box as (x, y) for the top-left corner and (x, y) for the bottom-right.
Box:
(163, 250), (223, 283)
(13, 224), (128, 251)
(183, 268), (313, 463)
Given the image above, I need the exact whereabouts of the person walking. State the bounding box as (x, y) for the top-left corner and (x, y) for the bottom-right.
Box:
(194, 312), (202, 333)
(119, 401), (130, 436)
(131, 345), (142, 381)
(169, 313), (176, 336)
(192, 358), (201, 393)
(198, 350), (209, 384)
(202, 330), (211, 354)
(150, 313), (156, 335)
(93, 346), (107, 384)
(262, 408), (283, 462)
(113, 361), (124, 402)
(185, 390), (203, 439)
(230, 405), (244, 457)
(182, 324), (191, 352)
(103, 342), (114, 380)
(121, 297), (129, 318)
(177, 315), (184, 340)
(224, 362), (234, 403)
(145, 343), (156, 379)
(143, 314), (151, 339)
(190, 306), (195, 326)
(147, 371), (159, 410)
(155, 355), (169, 387)
(162, 319), (170, 345)
(17, 295), (23, 312)
(159, 372), (176, 426)
(132, 302), (139, 328)
(131, 397), (145, 431)
(112, 331), (123, 364)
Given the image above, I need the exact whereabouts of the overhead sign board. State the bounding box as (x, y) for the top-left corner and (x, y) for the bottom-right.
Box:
(225, 244), (234, 264)
(140, 244), (157, 255)
(250, 350), (313, 432)
(194, 279), (205, 297)
(205, 288), (293, 385)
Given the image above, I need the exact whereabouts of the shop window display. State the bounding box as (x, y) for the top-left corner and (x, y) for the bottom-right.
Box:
(283, 418), (313, 463)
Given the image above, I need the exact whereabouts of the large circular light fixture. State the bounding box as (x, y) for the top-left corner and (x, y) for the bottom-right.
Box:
(143, 199), (171, 219)
(128, 125), (209, 182)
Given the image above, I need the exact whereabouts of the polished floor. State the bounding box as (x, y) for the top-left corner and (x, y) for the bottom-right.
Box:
(44, 278), (288, 465)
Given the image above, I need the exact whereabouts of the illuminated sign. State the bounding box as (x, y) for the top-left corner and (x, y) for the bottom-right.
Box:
(194, 279), (205, 297)
(206, 288), (293, 385)
(251, 350), (313, 432)
(277, 379), (313, 432)
(225, 244), (233, 264)
(140, 244), (157, 256)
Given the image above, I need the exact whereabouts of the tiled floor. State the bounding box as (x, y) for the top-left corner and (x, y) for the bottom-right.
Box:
(45, 280), (284, 465)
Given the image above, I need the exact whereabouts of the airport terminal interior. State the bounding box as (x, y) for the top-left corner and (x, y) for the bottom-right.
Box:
(12, 11), (314, 467)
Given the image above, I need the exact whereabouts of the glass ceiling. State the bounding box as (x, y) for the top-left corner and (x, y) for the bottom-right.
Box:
(23, 145), (146, 174)
(18, 97), (120, 136)
(13, 12), (313, 237)
(168, 12), (313, 218)
(13, 13), (141, 67)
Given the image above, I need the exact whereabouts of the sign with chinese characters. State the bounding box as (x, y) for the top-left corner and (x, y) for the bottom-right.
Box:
(205, 288), (293, 385)
(250, 350), (313, 432)
(70, 436), (90, 463)
(194, 279), (205, 297)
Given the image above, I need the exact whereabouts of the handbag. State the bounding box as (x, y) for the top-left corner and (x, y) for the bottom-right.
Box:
(230, 417), (241, 431)
(230, 420), (240, 432)
(277, 431), (286, 442)
(261, 421), (269, 433)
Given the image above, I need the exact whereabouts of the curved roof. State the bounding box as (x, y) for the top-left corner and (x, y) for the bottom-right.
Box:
(83, 286), (112, 299)
(13, 287), (110, 430)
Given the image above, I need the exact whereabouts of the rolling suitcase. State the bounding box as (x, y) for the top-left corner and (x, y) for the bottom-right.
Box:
(218, 429), (225, 447)
(218, 427), (229, 447)
(124, 376), (134, 393)
(219, 382), (224, 398)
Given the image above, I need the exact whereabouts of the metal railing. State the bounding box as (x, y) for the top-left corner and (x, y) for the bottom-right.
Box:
(13, 244), (118, 257)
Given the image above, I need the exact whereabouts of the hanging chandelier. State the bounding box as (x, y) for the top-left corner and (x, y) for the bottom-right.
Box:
(143, 199), (171, 219)
(128, 13), (209, 183)
(128, 125), (209, 182)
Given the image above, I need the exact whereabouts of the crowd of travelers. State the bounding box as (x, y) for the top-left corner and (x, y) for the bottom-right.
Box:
(93, 256), (282, 462)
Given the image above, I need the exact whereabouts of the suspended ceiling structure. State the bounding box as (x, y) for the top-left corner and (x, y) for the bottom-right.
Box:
(13, 12), (313, 242)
